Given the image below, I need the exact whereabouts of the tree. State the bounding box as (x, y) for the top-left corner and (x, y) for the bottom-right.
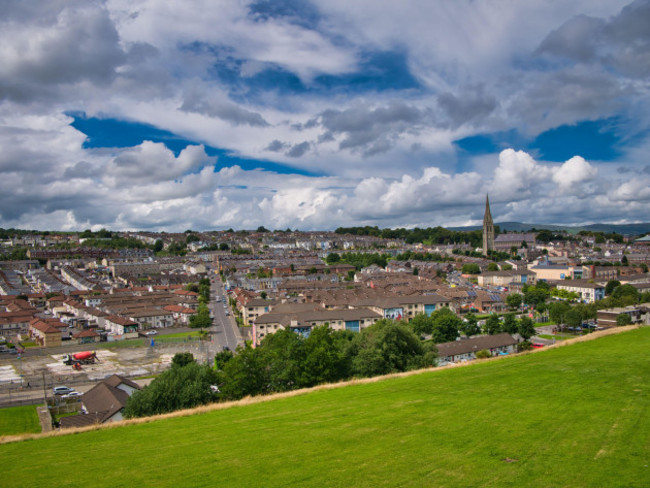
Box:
(461, 263), (481, 274)
(524, 284), (549, 308)
(124, 361), (219, 418)
(260, 291), (267, 300)
(171, 352), (195, 368)
(621, 254), (628, 266)
(502, 313), (518, 335)
(549, 301), (571, 324)
(616, 313), (632, 326)
(214, 349), (234, 370)
(564, 308), (583, 328)
(605, 280), (621, 295)
(219, 345), (270, 400)
(460, 313), (481, 338)
(430, 308), (462, 343)
(186, 233), (200, 244)
(484, 314), (502, 335)
(189, 303), (212, 329)
(611, 284), (639, 303)
(487, 262), (499, 271)
(326, 252), (341, 264)
(256, 226), (269, 233)
(300, 326), (352, 387)
(410, 313), (434, 336)
(153, 239), (164, 252)
(506, 293), (523, 310)
(259, 328), (305, 392)
(350, 320), (436, 377)
(518, 316), (536, 341)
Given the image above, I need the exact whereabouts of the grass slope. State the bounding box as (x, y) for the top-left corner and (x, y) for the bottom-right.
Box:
(0, 405), (40, 436)
(1, 328), (648, 487)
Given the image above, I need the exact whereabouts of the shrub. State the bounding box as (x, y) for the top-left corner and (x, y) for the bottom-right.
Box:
(475, 349), (491, 359)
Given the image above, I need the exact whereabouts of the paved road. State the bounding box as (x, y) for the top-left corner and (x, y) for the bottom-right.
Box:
(209, 275), (243, 352)
(0, 378), (155, 408)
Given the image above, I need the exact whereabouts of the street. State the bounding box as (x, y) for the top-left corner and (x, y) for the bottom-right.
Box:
(208, 274), (243, 352)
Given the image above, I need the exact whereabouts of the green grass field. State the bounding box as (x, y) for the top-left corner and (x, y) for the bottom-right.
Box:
(0, 405), (41, 436)
(1, 328), (648, 487)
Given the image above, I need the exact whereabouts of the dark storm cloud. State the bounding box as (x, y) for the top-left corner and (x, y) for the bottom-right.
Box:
(437, 88), (498, 129)
(286, 141), (311, 158)
(265, 140), (288, 152)
(0, 3), (126, 102)
(180, 92), (269, 127)
(536, 0), (650, 77)
(312, 101), (427, 154)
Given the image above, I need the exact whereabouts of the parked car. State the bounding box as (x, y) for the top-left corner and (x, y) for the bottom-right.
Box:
(145, 330), (158, 336)
(531, 343), (545, 349)
(53, 386), (74, 396)
(65, 391), (82, 398)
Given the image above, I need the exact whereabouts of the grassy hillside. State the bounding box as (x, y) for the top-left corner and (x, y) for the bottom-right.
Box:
(1, 328), (648, 487)
(0, 405), (40, 436)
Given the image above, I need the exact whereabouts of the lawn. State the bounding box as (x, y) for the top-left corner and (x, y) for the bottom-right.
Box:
(156, 331), (202, 340)
(0, 405), (41, 436)
(1, 328), (648, 487)
(95, 332), (203, 349)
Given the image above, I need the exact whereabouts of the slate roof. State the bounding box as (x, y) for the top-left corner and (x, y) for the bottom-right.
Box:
(437, 333), (518, 358)
(80, 375), (141, 422)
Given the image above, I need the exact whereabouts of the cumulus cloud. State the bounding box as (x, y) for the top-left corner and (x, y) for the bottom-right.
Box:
(491, 149), (551, 198)
(105, 142), (215, 185)
(1, 0), (649, 230)
(536, 0), (650, 78)
(552, 156), (598, 191)
(0, 2), (126, 101)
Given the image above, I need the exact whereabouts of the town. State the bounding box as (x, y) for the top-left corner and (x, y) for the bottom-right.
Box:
(1, 198), (649, 429)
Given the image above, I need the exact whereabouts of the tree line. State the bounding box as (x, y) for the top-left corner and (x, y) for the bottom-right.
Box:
(334, 226), (487, 247)
(125, 319), (437, 418)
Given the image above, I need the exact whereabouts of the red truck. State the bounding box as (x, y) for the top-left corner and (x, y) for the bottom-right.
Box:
(63, 351), (99, 366)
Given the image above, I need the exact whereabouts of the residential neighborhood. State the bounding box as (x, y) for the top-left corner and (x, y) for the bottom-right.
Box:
(1, 219), (650, 429)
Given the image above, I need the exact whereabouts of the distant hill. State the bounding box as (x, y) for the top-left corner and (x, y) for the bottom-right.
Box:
(448, 221), (650, 235)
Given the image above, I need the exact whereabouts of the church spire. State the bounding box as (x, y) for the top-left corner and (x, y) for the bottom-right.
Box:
(483, 194), (494, 256)
(484, 194), (492, 221)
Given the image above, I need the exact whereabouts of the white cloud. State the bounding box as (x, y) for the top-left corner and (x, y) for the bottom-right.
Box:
(552, 155), (598, 192)
(105, 142), (215, 185)
(0, 1), (649, 231)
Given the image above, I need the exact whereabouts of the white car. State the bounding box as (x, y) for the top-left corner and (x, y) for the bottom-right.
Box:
(53, 386), (74, 396)
(145, 330), (158, 336)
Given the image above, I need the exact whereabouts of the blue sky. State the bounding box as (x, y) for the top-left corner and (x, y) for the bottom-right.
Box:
(0, 0), (649, 231)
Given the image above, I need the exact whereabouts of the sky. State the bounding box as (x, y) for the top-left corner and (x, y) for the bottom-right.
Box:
(1, 0), (649, 232)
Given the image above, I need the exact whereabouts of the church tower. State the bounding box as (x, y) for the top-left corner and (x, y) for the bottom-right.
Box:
(482, 194), (494, 256)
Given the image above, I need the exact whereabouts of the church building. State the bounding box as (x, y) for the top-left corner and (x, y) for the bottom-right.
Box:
(483, 194), (494, 256)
